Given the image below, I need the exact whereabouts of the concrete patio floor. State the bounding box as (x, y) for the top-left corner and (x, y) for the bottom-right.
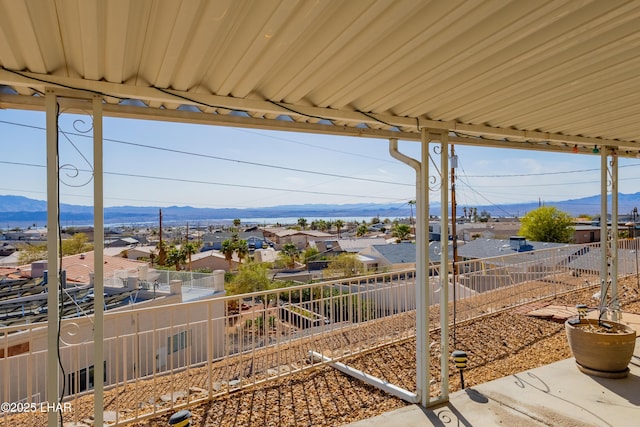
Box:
(347, 335), (639, 427)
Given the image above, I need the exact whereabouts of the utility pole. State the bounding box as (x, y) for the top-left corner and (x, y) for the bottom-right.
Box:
(451, 145), (458, 345)
(158, 208), (166, 266)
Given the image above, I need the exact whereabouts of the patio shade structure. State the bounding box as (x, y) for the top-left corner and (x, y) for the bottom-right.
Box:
(1, 1), (640, 425)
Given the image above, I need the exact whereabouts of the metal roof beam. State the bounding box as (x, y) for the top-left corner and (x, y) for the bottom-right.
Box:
(3, 91), (640, 158)
(1, 68), (637, 151)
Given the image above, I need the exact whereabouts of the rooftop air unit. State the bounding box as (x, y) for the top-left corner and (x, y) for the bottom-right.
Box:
(509, 236), (527, 252)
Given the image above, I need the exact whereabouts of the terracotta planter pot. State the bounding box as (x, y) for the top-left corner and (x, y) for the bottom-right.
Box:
(565, 318), (637, 378)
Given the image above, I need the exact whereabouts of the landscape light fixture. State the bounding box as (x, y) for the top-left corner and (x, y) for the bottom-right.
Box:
(169, 410), (192, 427)
(452, 350), (468, 389)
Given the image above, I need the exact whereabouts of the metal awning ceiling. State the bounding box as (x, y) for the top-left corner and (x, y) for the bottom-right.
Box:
(1, 0), (640, 155)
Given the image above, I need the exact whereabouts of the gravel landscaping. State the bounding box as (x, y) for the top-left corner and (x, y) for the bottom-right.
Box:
(7, 278), (640, 427)
(134, 279), (640, 427)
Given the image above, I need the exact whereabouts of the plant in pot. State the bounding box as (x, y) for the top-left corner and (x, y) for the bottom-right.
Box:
(565, 282), (637, 379)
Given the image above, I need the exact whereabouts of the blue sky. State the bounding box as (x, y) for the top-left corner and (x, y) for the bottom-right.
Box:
(2, 108), (639, 214)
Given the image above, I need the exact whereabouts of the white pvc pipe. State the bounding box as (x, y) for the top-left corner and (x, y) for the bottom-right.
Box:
(389, 136), (429, 406)
(308, 351), (420, 403)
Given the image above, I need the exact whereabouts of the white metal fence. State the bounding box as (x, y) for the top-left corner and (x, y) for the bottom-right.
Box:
(104, 268), (222, 291)
(1, 240), (636, 425)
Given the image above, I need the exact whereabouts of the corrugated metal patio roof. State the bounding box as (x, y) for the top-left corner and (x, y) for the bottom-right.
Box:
(1, 0), (640, 155)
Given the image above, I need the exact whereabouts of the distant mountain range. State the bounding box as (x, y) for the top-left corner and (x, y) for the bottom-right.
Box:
(1, 193), (639, 228)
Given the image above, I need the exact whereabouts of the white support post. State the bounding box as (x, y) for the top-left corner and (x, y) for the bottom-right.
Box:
(610, 151), (620, 319)
(45, 89), (60, 427)
(418, 129), (430, 406)
(600, 149), (608, 318)
(435, 131), (450, 399)
(93, 95), (105, 425)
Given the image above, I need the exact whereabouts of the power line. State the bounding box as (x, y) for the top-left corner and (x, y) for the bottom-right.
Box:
(0, 160), (407, 201)
(0, 119), (412, 187)
(234, 128), (398, 163)
(106, 139), (411, 186)
(462, 163), (640, 178)
(455, 158), (518, 217)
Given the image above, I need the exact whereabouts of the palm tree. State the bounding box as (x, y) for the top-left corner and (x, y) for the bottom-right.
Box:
(316, 219), (328, 232)
(281, 242), (298, 269)
(167, 245), (186, 271)
(233, 218), (241, 228)
(156, 240), (168, 266)
(297, 217), (307, 230)
(235, 239), (249, 264)
(221, 239), (235, 271)
(182, 242), (198, 271)
(334, 219), (344, 238)
(149, 249), (156, 267)
(356, 223), (368, 237)
(392, 223), (412, 242)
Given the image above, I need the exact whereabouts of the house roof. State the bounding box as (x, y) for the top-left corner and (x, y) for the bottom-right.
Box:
(128, 245), (157, 253)
(371, 242), (418, 265)
(120, 237), (139, 244)
(336, 238), (388, 253)
(1, 1), (639, 155)
(457, 238), (568, 260)
(0, 251), (20, 267)
(267, 228), (333, 238)
(190, 249), (235, 262)
(203, 232), (266, 241)
(0, 267), (20, 277)
(19, 251), (146, 283)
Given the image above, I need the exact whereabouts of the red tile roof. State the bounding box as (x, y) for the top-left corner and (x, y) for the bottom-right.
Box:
(17, 252), (146, 284)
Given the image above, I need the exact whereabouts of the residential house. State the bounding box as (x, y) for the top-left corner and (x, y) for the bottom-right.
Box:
(311, 237), (388, 255)
(358, 240), (457, 273)
(63, 226), (95, 241)
(0, 243), (16, 256)
(358, 242), (418, 272)
(201, 231), (273, 251)
(456, 236), (567, 261)
(308, 238), (388, 270)
(262, 227), (333, 250)
(456, 221), (521, 241)
(253, 248), (278, 263)
(572, 225), (601, 244)
(455, 237), (578, 293)
(3, 230), (32, 241)
(0, 252), (20, 267)
(105, 237), (140, 248)
(1, 251), (227, 403)
(190, 249), (240, 272)
(24, 228), (49, 240)
(117, 245), (157, 261)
